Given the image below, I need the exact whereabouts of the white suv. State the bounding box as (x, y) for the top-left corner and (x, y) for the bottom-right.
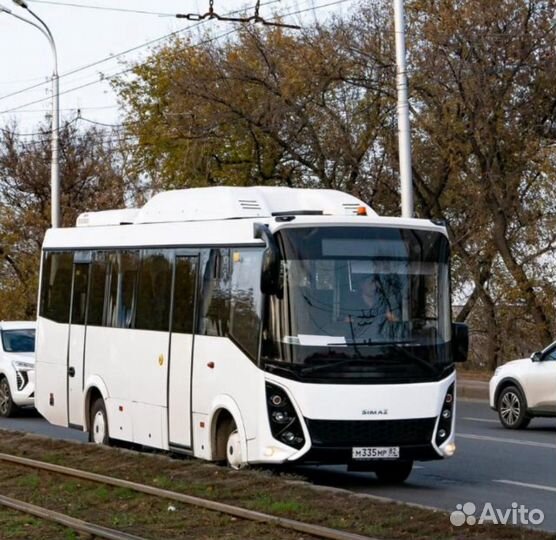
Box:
(0, 321), (36, 417)
(489, 342), (556, 429)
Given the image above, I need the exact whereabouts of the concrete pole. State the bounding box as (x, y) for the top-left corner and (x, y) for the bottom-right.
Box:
(393, 0), (414, 218)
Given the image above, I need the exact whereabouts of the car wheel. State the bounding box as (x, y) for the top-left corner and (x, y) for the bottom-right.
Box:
(89, 398), (110, 445)
(0, 377), (18, 418)
(498, 386), (531, 429)
(374, 460), (414, 483)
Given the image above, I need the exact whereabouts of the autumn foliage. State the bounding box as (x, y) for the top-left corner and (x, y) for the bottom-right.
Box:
(2, 0), (556, 369)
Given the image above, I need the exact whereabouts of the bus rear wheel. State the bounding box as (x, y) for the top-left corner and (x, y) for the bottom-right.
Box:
(89, 398), (110, 445)
(374, 460), (413, 483)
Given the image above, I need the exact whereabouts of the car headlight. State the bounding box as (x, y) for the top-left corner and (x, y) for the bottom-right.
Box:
(12, 360), (34, 371)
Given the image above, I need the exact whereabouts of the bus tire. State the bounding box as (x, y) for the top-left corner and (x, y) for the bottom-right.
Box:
(374, 460), (413, 483)
(89, 398), (110, 445)
(226, 425), (244, 470)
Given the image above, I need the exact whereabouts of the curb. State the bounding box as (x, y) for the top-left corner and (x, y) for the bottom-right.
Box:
(457, 379), (489, 402)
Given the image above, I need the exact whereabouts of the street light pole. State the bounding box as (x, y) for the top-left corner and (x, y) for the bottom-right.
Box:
(393, 0), (414, 218)
(3, 1), (60, 228)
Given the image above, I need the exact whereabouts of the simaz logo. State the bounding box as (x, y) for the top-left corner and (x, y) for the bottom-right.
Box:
(362, 409), (388, 416)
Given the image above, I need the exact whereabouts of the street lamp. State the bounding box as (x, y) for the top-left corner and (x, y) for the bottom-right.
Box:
(1, 1), (60, 228)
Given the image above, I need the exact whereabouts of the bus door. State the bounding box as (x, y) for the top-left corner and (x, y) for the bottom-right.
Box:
(67, 253), (91, 428)
(168, 255), (199, 449)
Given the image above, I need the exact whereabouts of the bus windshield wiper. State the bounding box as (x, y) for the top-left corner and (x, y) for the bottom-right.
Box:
(300, 357), (364, 375)
(264, 361), (301, 380)
(387, 344), (436, 373)
(326, 339), (416, 346)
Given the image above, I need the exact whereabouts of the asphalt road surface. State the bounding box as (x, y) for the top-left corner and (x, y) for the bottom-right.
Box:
(1, 400), (555, 533)
(300, 400), (556, 533)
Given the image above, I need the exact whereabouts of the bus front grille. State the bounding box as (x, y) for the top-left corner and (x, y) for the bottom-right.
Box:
(304, 417), (436, 447)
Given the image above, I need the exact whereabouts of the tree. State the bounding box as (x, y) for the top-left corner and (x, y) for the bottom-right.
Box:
(403, 0), (556, 366)
(0, 120), (134, 320)
(115, 19), (396, 204)
(116, 0), (556, 368)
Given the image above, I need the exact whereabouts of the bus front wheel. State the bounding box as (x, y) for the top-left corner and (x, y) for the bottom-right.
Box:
(89, 398), (110, 445)
(374, 460), (413, 483)
(226, 428), (244, 470)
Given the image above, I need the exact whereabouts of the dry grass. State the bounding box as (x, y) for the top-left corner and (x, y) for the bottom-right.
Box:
(0, 430), (551, 540)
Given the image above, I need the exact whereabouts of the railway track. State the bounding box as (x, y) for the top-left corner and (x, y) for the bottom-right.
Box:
(0, 452), (378, 540)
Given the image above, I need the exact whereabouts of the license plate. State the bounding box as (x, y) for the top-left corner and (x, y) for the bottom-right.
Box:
(352, 446), (400, 460)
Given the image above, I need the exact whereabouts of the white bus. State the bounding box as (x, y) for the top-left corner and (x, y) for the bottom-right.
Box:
(35, 186), (468, 482)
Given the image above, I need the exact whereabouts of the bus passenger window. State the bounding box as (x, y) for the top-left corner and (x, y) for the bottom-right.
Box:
(71, 264), (89, 325)
(104, 251), (139, 329)
(198, 249), (231, 337)
(40, 251), (73, 323)
(230, 249), (263, 361)
(172, 257), (198, 334)
(87, 255), (107, 326)
(136, 250), (173, 332)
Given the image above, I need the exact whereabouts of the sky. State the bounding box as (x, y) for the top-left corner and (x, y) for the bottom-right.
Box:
(0, 0), (359, 133)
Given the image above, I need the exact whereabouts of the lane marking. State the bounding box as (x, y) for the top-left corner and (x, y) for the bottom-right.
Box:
(462, 417), (499, 424)
(494, 479), (556, 493)
(458, 433), (556, 449)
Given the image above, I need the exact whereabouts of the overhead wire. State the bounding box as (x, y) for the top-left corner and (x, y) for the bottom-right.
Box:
(26, 0), (178, 17)
(3, 0), (551, 112)
(1, 114), (80, 137)
(0, 104), (119, 114)
(0, 0), (354, 115)
(0, 28), (239, 114)
(0, 0), (283, 105)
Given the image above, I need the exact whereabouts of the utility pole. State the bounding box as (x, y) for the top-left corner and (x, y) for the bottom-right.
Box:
(393, 0), (414, 218)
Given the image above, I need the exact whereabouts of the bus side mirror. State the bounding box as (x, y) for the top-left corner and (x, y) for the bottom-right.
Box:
(452, 323), (469, 363)
(254, 223), (281, 295)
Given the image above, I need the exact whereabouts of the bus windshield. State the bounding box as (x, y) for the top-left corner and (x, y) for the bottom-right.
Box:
(261, 226), (452, 383)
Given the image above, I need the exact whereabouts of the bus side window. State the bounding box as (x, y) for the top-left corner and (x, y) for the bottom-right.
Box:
(40, 251), (73, 323)
(198, 248), (231, 337)
(229, 249), (263, 361)
(136, 250), (173, 332)
(104, 251), (139, 329)
(172, 256), (198, 334)
(87, 254), (107, 327)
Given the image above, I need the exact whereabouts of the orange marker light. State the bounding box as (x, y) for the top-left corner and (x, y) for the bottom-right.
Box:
(357, 207), (367, 216)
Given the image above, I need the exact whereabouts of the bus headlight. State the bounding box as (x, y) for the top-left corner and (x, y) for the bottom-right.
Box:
(436, 383), (455, 447)
(265, 383), (305, 450)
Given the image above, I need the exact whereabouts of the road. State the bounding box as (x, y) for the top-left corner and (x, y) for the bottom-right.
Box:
(1, 400), (555, 533)
(300, 400), (556, 533)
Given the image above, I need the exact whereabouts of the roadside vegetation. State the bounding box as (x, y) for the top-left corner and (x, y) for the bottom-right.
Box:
(0, 430), (551, 539)
(2, 0), (556, 370)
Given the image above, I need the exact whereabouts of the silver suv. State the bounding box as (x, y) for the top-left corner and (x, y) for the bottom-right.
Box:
(0, 321), (36, 417)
